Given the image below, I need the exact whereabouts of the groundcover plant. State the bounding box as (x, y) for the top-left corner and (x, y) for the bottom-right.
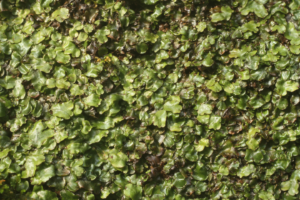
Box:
(1, 0), (300, 199)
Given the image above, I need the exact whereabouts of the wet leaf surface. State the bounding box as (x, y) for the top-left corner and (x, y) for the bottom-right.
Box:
(1, 0), (300, 199)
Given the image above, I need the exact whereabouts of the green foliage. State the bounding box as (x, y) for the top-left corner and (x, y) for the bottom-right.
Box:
(1, 0), (300, 199)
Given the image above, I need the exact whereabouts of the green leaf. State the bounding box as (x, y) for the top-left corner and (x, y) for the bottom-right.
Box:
(288, 179), (299, 196)
(206, 78), (222, 92)
(31, 165), (55, 185)
(81, 120), (92, 134)
(194, 138), (209, 152)
(6, 117), (27, 132)
(281, 180), (291, 191)
(241, 0), (268, 18)
(193, 162), (208, 181)
(56, 52), (70, 64)
(198, 104), (213, 115)
(10, 52), (21, 68)
(211, 6), (233, 22)
(85, 63), (103, 77)
(163, 96), (182, 113)
(22, 154), (45, 178)
(290, 45), (300, 54)
(285, 22), (300, 45)
(208, 115), (221, 130)
(84, 24), (94, 33)
(61, 190), (78, 200)
(12, 38), (32, 56)
(51, 101), (74, 119)
(33, 59), (52, 73)
(70, 85), (84, 96)
(240, 21), (260, 33)
(124, 184), (142, 200)
(202, 52), (214, 67)
(173, 172), (187, 189)
(94, 28), (110, 43)
(12, 79), (26, 99)
(277, 98), (288, 110)
(31, 190), (58, 200)
(197, 115), (210, 124)
(108, 149), (128, 169)
(67, 142), (89, 155)
(246, 127), (260, 150)
(83, 94), (102, 107)
(237, 164), (256, 178)
(92, 116), (123, 129)
(77, 32), (88, 42)
(62, 41), (80, 57)
(56, 79), (70, 89)
(0, 149), (9, 159)
(22, 20), (34, 35)
(290, 0), (300, 10)
(275, 79), (299, 96)
(219, 165), (229, 176)
(196, 22), (207, 32)
(87, 130), (108, 144)
(28, 121), (53, 148)
(142, 0), (159, 5)
(136, 43), (148, 54)
(152, 110), (167, 128)
(155, 50), (169, 63)
(52, 8), (70, 22)
(259, 191), (275, 200)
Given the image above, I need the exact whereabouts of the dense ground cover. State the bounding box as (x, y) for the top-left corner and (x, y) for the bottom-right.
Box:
(1, 0), (300, 199)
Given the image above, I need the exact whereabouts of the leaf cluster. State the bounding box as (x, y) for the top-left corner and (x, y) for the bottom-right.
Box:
(1, 0), (300, 199)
